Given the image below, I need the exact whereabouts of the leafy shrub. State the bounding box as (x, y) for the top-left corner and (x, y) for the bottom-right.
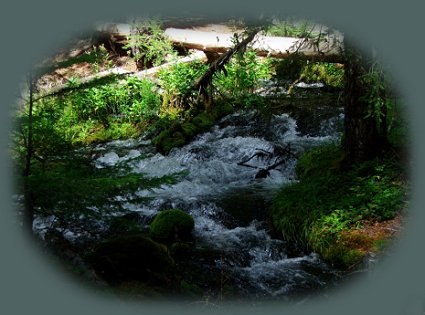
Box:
(120, 77), (161, 122)
(158, 61), (208, 109)
(149, 209), (195, 243)
(267, 20), (318, 38)
(299, 62), (344, 89)
(124, 19), (176, 69)
(275, 58), (344, 89)
(214, 51), (273, 105)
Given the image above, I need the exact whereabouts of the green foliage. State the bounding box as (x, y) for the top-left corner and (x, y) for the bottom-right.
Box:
(158, 61), (208, 108)
(119, 77), (161, 122)
(124, 19), (176, 69)
(149, 209), (195, 243)
(267, 20), (318, 38)
(360, 64), (387, 127)
(271, 144), (407, 267)
(358, 62), (407, 146)
(12, 76), (161, 160)
(295, 143), (343, 180)
(299, 62), (344, 88)
(214, 51), (273, 105)
(11, 98), (71, 171)
(274, 57), (344, 89)
(387, 99), (408, 147)
(64, 76), (161, 127)
(22, 154), (186, 223)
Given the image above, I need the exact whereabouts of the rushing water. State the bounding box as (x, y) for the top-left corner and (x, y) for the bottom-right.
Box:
(33, 99), (345, 300)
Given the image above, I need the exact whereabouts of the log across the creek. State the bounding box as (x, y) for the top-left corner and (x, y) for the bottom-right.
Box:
(97, 23), (344, 63)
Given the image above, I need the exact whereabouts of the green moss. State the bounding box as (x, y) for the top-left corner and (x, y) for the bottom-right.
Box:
(150, 104), (234, 155)
(192, 112), (214, 132)
(322, 243), (364, 269)
(210, 102), (234, 119)
(152, 130), (186, 154)
(180, 122), (197, 139)
(87, 234), (175, 285)
(149, 209), (195, 243)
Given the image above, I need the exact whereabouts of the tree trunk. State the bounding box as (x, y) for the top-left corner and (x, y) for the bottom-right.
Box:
(23, 73), (35, 232)
(343, 42), (388, 165)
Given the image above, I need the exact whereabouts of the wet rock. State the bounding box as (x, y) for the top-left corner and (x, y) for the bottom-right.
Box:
(255, 169), (270, 179)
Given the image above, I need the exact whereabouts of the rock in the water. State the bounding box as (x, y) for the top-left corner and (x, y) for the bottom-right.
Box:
(149, 209), (194, 243)
(255, 169), (270, 179)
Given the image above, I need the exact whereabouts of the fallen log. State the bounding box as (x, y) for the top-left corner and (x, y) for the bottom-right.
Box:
(165, 28), (343, 63)
(34, 51), (207, 101)
(95, 24), (343, 63)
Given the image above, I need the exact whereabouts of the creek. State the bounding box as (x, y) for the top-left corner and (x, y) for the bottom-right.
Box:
(33, 89), (346, 301)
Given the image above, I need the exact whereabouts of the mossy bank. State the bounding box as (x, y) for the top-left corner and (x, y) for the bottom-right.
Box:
(270, 143), (408, 269)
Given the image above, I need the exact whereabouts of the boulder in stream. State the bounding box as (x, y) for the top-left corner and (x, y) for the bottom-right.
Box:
(149, 209), (194, 243)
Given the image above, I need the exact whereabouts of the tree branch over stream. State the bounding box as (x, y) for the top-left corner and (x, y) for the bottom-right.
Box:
(237, 143), (296, 178)
(182, 28), (261, 107)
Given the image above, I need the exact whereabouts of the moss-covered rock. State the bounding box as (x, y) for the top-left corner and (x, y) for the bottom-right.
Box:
(210, 102), (234, 119)
(152, 130), (186, 154)
(180, 122), (197, 139)
(192, 112), (214, 132)
(149, 209), (195, 243)
(87, 234), (175, 285)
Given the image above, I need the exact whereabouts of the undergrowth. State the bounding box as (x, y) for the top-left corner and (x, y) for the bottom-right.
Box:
(271, 143), (407, 268)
